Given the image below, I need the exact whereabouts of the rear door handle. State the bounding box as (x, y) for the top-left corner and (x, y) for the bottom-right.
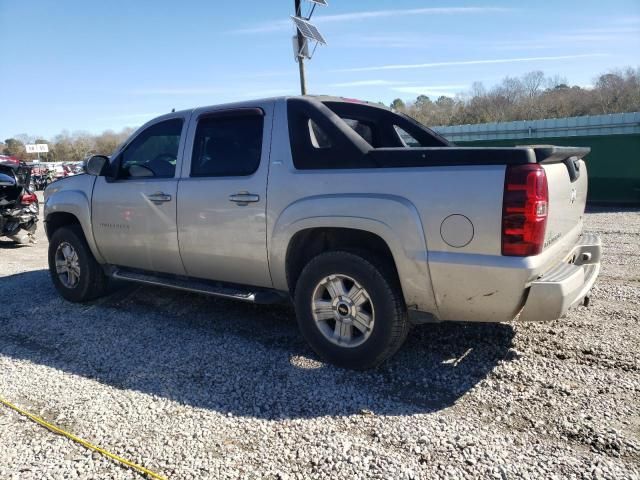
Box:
(145, 192), (172, 203)
(229, 191), (260, 205)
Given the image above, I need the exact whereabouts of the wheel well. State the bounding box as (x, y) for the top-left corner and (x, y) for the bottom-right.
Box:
(285, 228), (400, 295)
(45, 212), (81, 240)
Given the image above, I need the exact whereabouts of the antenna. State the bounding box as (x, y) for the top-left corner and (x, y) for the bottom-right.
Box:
(292, 0), (327, 95)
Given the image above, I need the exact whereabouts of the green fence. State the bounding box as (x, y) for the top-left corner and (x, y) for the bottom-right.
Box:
(434, 113), (640, 204)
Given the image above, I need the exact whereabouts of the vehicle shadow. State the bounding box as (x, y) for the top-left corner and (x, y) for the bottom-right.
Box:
(0, 270), (516, 419)
(0, 239), (29, 249)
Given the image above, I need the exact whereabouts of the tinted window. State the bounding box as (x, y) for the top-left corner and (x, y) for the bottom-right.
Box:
(343, 118), (374, 146)
(309, 119), (331, 148)
(119, 119), (183, 178)
(287, 99), (378, 170)
(323, 100), (450, 148)
(394, 125), (421, 147)
(191, 114), (263, 177)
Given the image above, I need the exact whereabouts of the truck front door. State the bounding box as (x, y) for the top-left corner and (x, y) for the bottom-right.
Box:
(92, 115), (188, 275)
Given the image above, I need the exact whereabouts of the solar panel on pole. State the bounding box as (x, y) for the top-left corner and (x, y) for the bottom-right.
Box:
(292, 0), (328, 95)
(290, 16), (326, 45)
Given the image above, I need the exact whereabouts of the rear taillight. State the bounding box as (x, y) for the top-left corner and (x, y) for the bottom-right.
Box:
(20, 192), (38, 205)
(502, 164), (548, 256)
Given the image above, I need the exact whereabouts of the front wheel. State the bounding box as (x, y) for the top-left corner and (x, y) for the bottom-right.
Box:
(48, 224), (108, 302)
(294, 251), (409, 370)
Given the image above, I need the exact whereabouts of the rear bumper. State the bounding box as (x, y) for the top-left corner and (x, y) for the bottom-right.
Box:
(518, 233), (601, 322)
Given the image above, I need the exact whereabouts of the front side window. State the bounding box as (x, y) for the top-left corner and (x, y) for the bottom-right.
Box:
(191, 114), (263, 177)
(119, 119), (183, 179)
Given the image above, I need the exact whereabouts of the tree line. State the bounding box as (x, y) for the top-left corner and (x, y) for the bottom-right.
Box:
(1, 128), (135, 163)
(2, 67), (638, 162)
(391, 67), (639, 126)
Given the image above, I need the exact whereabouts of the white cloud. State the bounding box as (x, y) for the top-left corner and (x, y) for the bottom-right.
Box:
(347, 33), (459, 49)
(235, 88), (294, 98)
(328, 79), (409, 87)
(129, 86), (295, 97)
(232, 6), (511, 34)
(391, 84), (468, 97)
(492, 26), (640, 51)
(97, 112), (162, 121)
(129, 87), (228, 96)
(312, 7), (510, 23)
(232, 21), (290, 34)
(334, 54), (608, 73)
(613, 15), (640, 25)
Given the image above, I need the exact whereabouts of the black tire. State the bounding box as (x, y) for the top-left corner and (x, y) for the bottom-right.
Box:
(48, 224), (108, 302)
(294, 250), (409, 370)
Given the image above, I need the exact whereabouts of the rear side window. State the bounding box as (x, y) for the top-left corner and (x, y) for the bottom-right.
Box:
(191, 114), (263, 177)
(309, 120), (331, 148)
(394, 125), (421, 147)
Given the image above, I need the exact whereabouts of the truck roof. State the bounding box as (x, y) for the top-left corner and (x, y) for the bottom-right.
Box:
(166, 95), (392, 118)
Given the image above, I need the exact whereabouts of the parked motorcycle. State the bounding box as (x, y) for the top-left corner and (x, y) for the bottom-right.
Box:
(0, 161), (39, 245)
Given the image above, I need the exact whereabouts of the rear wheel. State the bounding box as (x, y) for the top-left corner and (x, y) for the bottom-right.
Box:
(48, 225), (108, 302)
(294, 251), (409, 370)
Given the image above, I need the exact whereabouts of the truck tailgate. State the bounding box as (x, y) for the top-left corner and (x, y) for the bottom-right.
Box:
(534, 146), (589, 256)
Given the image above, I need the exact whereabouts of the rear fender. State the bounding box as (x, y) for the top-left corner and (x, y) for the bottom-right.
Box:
(270, 194), (438, 315)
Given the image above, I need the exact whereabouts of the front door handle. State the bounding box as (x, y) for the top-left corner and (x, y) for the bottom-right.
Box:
(146, 192), (172, 203)
(229, 191), (260, 205)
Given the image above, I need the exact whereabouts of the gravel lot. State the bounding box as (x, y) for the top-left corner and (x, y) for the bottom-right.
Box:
(0, 196), (638, 479)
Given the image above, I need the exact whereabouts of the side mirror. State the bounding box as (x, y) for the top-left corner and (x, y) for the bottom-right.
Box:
(86, 155), (109, 176)
(0, 173), (16, 187)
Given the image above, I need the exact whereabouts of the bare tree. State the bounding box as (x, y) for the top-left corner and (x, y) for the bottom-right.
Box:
(400, 67), (640, 126)
(522, 71), (545, 98)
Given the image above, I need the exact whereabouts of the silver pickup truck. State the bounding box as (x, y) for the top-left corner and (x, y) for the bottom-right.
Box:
(44, 96), (601, 369)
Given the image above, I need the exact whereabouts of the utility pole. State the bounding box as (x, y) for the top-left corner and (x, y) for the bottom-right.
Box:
(291, 0), (326, 96)
(294, 0), (307, 95)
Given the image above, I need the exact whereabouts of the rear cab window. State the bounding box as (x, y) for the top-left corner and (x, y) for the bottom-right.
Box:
(342, 118), (375, 146)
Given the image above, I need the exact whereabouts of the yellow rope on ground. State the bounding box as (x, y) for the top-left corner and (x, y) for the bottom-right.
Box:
(0, 396), (167, 480)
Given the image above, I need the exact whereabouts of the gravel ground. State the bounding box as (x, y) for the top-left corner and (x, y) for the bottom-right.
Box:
(0, 196), (638, 479)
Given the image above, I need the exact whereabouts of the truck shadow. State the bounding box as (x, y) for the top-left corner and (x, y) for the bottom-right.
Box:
(0, 239), (29, 249)
(0, 270), (515, 419)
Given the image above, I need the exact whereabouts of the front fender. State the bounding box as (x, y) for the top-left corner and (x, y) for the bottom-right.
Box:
(44, 175), (104, 263)
(270, 194), (438, 315)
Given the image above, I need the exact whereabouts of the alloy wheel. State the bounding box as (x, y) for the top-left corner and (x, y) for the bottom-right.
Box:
(311, 274), (375, 348)
(55, 242), (81, 288)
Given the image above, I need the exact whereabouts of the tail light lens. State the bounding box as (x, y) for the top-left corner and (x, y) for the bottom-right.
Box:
(502, 164), (548, 256)
(20, 192), (38, 205)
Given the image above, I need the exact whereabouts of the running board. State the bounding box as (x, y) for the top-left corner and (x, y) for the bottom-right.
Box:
(110, 268), (287, 304)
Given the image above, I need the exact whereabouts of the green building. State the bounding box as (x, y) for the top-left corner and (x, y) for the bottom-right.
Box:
(434, 112), (640, 204)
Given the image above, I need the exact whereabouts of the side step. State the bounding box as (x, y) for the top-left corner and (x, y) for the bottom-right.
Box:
(110, 268), (287, 304)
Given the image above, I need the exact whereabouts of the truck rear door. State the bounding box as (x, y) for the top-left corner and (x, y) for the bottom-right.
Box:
(176, 104), (273, 287)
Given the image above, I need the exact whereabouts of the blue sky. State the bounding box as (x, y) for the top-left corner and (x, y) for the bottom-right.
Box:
(1, 0), (638, 139)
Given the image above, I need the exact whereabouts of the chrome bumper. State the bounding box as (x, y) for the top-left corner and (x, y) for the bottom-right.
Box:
(518, 233), (602, 322)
